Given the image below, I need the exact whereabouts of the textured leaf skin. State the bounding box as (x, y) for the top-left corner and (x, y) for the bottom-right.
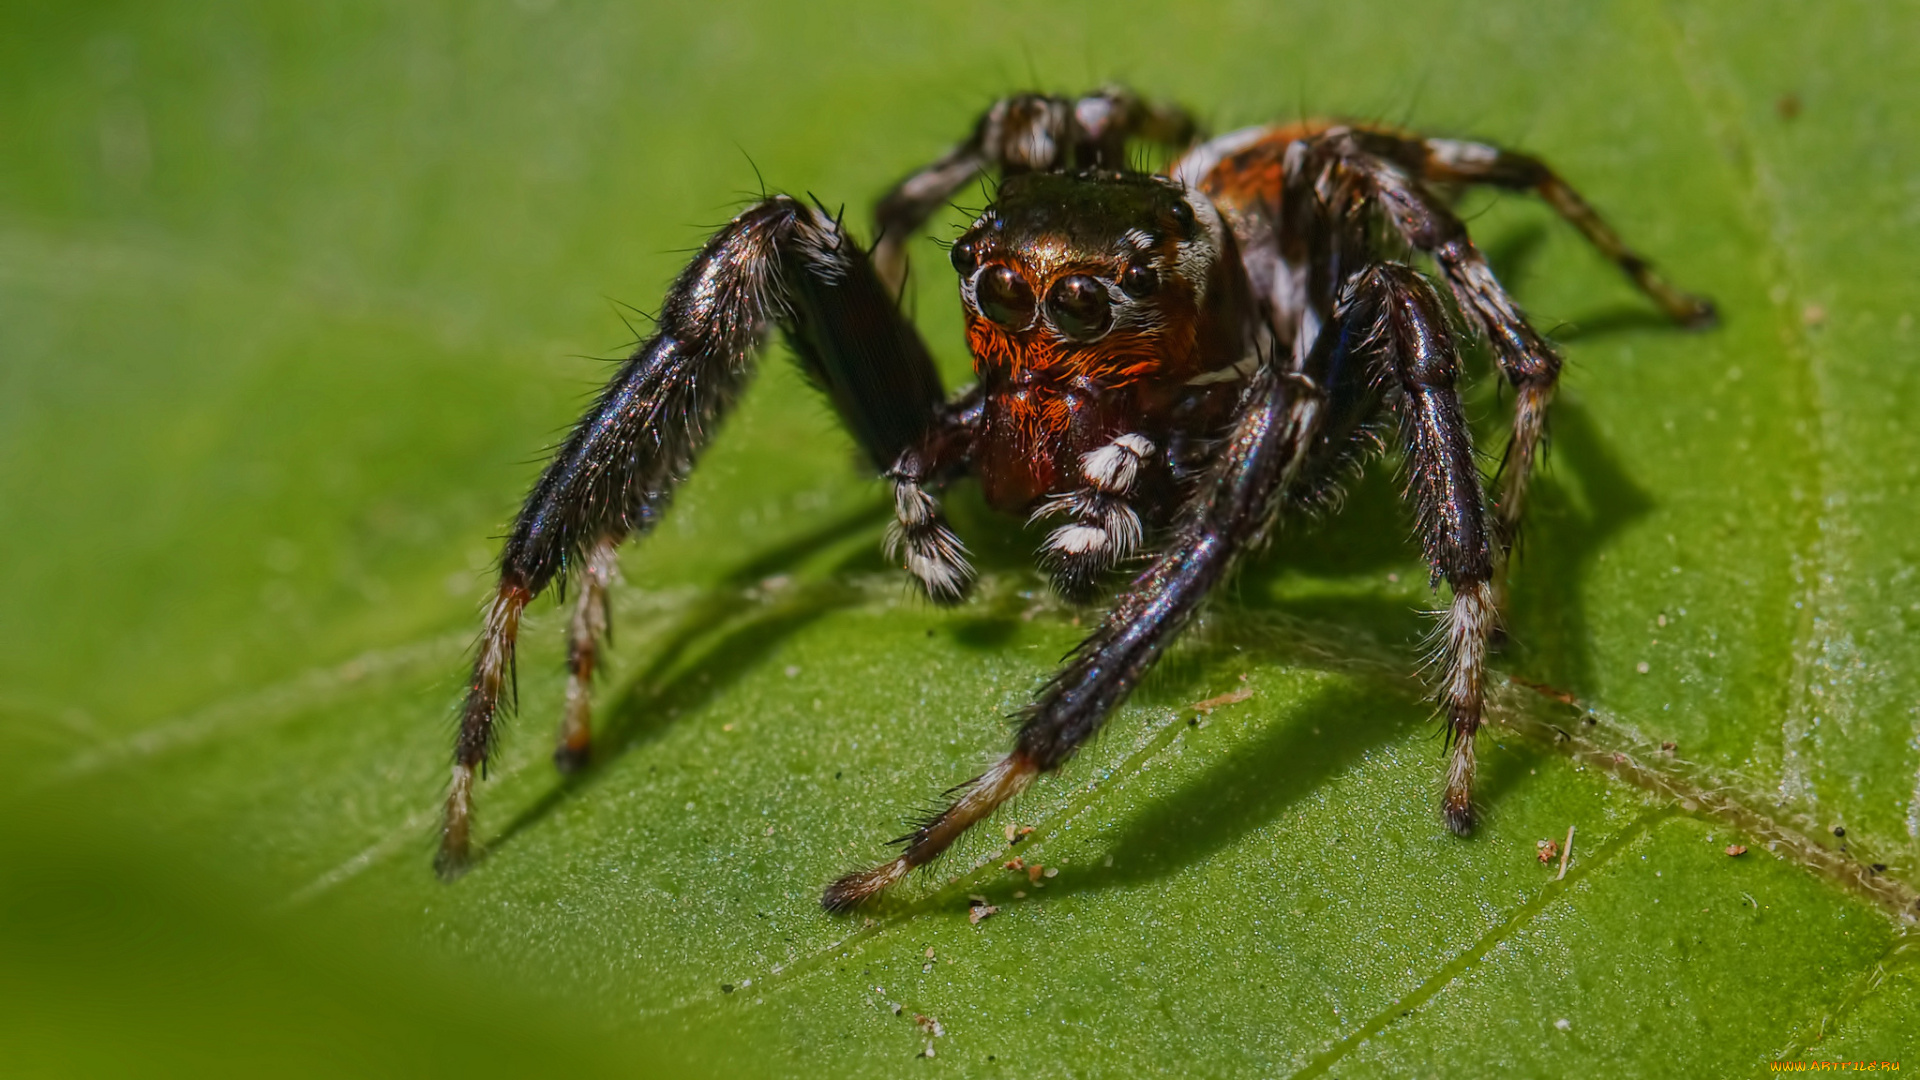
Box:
(1, 1), (1915, 1075)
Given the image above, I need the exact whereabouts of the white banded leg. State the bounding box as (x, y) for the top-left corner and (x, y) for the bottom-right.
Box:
(1036, 433), (1154, 598)
(884, 449), (973, 603)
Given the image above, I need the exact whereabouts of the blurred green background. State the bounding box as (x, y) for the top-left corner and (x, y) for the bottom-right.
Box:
(2, 1), (1916, 1075)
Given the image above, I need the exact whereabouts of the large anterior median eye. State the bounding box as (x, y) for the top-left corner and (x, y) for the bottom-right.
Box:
(1045, 274), (1113, 340)
(975, 265), (1036, 330)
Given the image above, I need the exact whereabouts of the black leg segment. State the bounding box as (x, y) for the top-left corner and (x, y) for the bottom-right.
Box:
(823, 363), (1326, 911)
(438, 196), (946, 877)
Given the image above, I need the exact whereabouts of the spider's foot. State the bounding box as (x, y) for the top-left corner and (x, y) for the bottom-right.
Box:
(1442, 736), (1479, 836)
(436, 763), (478, 879)
(1674, 294), (1720, 328)
(1665, 290), (1719, 331)
(1443, 795), (1478, 837)
(433, 843), (474, 881)
(552, 740), (592, 775)
(822, 858), (911, 913)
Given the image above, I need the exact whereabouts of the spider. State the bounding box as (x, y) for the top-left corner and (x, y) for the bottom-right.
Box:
(433, 87), (1714, 910)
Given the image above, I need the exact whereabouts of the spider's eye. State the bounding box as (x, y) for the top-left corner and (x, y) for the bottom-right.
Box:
(1046, 275), (1113, 341)
(949, 239), (979, 276)
(975, 265), (1036, 330)
(1169, 199), (1197, 236)
(1119, 262), (1159, 299)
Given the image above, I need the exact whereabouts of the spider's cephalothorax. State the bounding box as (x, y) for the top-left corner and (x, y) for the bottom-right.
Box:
(947, 171), (1255, 574)
(431, 87), (1714, 910)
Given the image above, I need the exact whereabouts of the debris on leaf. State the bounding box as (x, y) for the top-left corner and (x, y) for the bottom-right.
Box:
(969, 902), (1000, 925)
(914, 1014), (945, 1038)
(1188, 686), (1254, 715)
(1725, 844), (1748, 857)
(1660, 740), (1677, 753)
(1508, 675), (1580, 706)
(1003, 823), (1034, 844)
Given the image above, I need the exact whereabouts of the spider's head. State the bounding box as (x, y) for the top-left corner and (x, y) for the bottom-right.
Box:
(950, 171), (1245, 387)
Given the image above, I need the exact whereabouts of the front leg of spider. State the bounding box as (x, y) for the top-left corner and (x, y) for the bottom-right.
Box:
(1035, 432), (1155, 600)
(823, 369), (1325, 911)
(885, 389), (984, 603)
(436, 196), (945, 878)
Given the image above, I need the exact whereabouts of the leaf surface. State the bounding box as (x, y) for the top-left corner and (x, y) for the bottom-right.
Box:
(2, 1), (1915, 1074)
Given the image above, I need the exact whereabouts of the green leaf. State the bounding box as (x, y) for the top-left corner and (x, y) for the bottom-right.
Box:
(3, 1), (1915, 1075)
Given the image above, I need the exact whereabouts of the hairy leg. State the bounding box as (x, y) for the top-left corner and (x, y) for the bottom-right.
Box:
(438, 196), (946, 877)
(823, 369), (1325, 911)
(1316, 128), (1713, 574)
(886, 389), (983, 603)
(872, 88), (1199, 295)
(1353, 263), (1499, 834)
(1408, 134), (1717, 328)
(554, 535), (619, 774)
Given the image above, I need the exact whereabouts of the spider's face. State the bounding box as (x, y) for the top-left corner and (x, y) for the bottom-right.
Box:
(951, 171), (1240, 387)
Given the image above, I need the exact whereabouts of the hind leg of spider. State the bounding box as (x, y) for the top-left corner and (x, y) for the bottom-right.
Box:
(871, 87), (1200, 294)
(1355, 262), (1499, 834)
(553, 536), (620, 774)
(1340, 128), (1717, 329)
(1320, 137), (1565, 623)
(823, 366), (1328, 911)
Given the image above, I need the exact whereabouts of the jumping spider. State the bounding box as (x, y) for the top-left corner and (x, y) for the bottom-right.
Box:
(434, 88), (1714, 909)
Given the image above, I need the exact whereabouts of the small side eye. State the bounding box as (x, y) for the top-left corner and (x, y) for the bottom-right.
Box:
(1120, 262), (1159, 299)
(1046, 275), (1113, 341)
(1169, 199), (1197, 235)
(976, 265), (1036, 330)
(949, 239), (979, 275)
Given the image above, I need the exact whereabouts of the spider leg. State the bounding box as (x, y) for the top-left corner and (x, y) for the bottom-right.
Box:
(1352, 262), (1498, 834)
(438, 196), (946, 877)
(1032, 432), (1155, 601)
(1314, 135), (1561, 588)
(1326, 130), (1714, 575)
(872, 87), (1200, 294)
(886, 387), (984, 603)
(823, 368), (1326, 911)
(553, 535), (618, 774)
(1404, 133), (1717, 329)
